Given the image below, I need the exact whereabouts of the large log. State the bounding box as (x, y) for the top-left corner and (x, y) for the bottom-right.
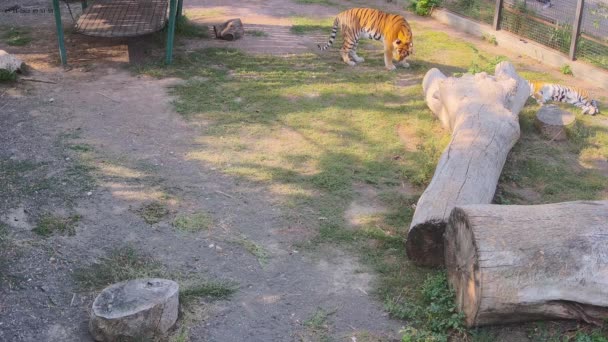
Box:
(405, 62), (530, 267)
(445, 201), (608, 327)
(213, 18), (244, 41)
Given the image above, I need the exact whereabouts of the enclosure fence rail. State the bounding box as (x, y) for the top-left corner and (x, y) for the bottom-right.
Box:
(440, 0), (608, 70)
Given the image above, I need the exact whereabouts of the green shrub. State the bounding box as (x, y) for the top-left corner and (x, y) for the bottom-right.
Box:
(409, 0), (442, 16)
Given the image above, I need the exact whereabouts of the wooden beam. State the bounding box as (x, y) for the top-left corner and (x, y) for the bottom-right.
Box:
(570, 0), (585, 60)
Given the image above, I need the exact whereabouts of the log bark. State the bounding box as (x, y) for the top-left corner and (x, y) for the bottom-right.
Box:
(405, 62), (530, 267)
(445, 201), (608, 327)
(534, 104), (575, 141)
(213, 18), (244, 41)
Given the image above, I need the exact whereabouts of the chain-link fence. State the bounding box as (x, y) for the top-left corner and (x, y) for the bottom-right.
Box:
(440, 0), (608, 70)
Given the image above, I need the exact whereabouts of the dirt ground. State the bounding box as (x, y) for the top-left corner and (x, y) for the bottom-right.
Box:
(0, 0), (606, 341)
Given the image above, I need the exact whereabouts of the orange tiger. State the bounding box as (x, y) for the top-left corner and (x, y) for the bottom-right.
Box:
(318, 8), (413, 71)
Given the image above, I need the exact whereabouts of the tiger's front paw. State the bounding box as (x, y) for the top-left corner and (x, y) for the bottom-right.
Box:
(353, 56), (365, 63)
(346, 60), (357, 66)
(400, 61), (410, 68)
(385, 64), (397, 71)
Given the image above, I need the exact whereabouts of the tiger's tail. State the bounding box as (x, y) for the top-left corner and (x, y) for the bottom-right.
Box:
(318, 18), (340, 50)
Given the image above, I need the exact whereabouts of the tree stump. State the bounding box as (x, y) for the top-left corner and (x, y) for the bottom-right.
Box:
(534, 105), (575, 141)
(0, 50), (24, 74)
(445, 201), (608, 327)
(213, 18), (244, 41)
(406, 62), (530, 267)
(89, 278), (179, 341)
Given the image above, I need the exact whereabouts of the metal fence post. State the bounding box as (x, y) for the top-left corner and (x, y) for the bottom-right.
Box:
(493, 0), (504, 30)
(165, 0), (177, 65)
(570, 0), (585, 60)
(52, 0), (67, 65)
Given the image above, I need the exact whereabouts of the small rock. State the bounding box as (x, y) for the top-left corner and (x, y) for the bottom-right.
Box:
(208, 244), (214, 248)
(215, 245), (222, 251)
(87, 191), (93, 196)
(49, 257), (56, 262)
(49, 98), (55, 103)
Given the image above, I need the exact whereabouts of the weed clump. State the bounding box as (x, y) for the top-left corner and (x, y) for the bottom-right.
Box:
(136, 202), (170, 224)
(33, 214), (81, 237)
(173, 212), (212, 232)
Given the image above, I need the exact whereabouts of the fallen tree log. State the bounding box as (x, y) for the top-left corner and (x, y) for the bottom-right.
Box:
(445, 201), (608, 327)
(213, 18), (244, 41)
(405, 62), (530, 267)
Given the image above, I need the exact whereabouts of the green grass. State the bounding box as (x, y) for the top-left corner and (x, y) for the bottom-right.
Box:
(0, 70), (17, 82)
(561, 64), (573, 75)
(180, 281), (237, 303)
(173, 212), (213, 232)
(73, 246), (166, 290)
(236, 237), (270, 266)
(290, 17), (334, 35)
(136, 201), (170, 224)
(247, 30), (269, 37)
(176, 16), (210, 38)
(302, 308), (335, 342)
(33, 214), (81, 237)
(2, 26), (32, 46)
(294, 0), (336, 5)
(135, 20), (607, 340)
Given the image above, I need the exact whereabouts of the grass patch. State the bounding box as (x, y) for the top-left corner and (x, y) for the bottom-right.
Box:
(173, 212), (213, 232)
(2, 26), (32, 46)
(301, 308), (335, 342)
(247, 30), (268, 37)
(73, 246), (165, 290)
(398, 273), (465, 342)
(290, 17), (334, 34)
(32, 214), (81, 237)
(176, 16), (210, 38)
(180, 281), (237, 303)
(236, 237), (270, 266)
(294, 0), (336, 5)
(0, 70), (17, 82)
(136, 201), (170, 224)
(561, 64), (573, 75)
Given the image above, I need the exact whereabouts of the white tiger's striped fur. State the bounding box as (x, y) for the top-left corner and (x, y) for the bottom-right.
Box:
(528, 81), (600, 115)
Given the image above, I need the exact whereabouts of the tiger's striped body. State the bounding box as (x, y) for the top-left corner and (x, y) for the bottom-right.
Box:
(528, 81), (600, 115)
(318, 8), (413, 71)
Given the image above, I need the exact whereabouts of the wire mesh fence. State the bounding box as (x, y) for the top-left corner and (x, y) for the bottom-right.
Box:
(442, 0), (495, 24)
(439, 0), (608, 70)
(578, 0), (608, 68)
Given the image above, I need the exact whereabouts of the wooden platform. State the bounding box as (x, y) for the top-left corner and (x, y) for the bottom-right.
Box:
(75, 0), (169, 37)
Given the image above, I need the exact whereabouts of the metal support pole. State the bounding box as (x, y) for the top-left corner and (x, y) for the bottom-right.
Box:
(81, 0), (88, 10)
(52, 0), (67, 66)
(165, 0), (177, 65)
(569, 0), (584, 60)
(177, 0), (183, 20)
(493, 0), (504, 30)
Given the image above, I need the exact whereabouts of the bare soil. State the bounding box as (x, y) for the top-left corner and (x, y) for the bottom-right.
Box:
(1, 0), (606, 341)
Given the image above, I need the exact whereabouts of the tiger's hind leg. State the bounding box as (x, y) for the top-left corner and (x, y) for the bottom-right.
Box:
(340, 30), (359, 66)
(351, 37), (364, 63)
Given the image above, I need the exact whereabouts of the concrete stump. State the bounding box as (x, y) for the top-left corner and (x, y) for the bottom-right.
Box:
(89, 278), (179, 341)
(534, 105), (575, 141)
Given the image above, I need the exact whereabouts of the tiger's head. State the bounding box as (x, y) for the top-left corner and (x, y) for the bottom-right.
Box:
(392, 31), (413, 62)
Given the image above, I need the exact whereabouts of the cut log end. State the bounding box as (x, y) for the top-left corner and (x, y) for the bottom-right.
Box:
(405, 220), (446, 267)
(534, 105), (575, 141)
(445, 208), (480, 327)
(213, 18), (244, 41)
